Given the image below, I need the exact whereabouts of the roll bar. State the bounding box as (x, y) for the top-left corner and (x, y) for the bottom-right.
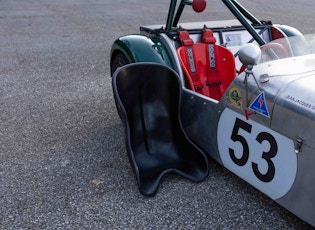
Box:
(222, 0), (266, 45)
(165, 0), (266, 45)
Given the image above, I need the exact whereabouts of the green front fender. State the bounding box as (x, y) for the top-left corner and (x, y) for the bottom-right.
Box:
(110, 34), (174, 71)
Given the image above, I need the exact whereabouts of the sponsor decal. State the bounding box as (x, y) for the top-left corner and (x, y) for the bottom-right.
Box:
(224, 33), (242, 47)
(285, 95), (315, 110)
(229, 87), (242, 109)
(249, 91), (270, 117)
(208, 44), (216, 69)
(186, 47), (196, 73)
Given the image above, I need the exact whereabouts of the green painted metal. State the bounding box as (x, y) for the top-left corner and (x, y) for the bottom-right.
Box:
(166, 0), (195, 31)
(166, 0), (178, 31)
(172, 1), (185, 28)
(173, 0), (193, 28)
(230, 0), (261, 25)
(274, 25), (303, 37)
(166, 0), (266, 42)
(110, 34), (174, 68)
(222, 0), (266, 46)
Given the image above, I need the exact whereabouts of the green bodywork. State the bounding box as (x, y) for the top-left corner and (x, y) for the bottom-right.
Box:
(110, 34), (174, 73)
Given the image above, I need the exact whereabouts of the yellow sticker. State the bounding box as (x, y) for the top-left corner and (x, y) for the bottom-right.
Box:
(229, 87), (242, 109)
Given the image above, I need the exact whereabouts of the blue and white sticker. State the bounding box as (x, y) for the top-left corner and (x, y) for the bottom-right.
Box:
(249, 91), (270, 117)
(217, 108), (297, 200)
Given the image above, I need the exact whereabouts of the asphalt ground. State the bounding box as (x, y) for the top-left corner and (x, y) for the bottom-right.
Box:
(1, 0), (315, 229)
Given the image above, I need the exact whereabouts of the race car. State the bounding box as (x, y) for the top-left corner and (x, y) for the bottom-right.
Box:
(110, 0), (315, 227)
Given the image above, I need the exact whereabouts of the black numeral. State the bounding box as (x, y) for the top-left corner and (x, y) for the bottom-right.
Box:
(229, 118), (277, 182)
(229, 118), (251, 166)
(252, 132), (277, 182)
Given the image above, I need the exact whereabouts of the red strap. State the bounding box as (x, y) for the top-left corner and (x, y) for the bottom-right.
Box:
(178, 31), (203, 91)
(202, 29), (216, 43)
(179, 31), (194, 46)
(202, 29), (221, 87)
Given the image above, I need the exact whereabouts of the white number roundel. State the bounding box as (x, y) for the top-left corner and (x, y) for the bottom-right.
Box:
(217, 108), (297, 200)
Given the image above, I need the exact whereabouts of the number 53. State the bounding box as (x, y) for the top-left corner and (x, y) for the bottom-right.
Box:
(229, 118), (277, 183)
(218, 109), (297, 199)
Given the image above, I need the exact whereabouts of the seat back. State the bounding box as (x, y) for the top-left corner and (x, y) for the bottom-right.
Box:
(112, 63), (209, 196)
(177, 29), (236, 100)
